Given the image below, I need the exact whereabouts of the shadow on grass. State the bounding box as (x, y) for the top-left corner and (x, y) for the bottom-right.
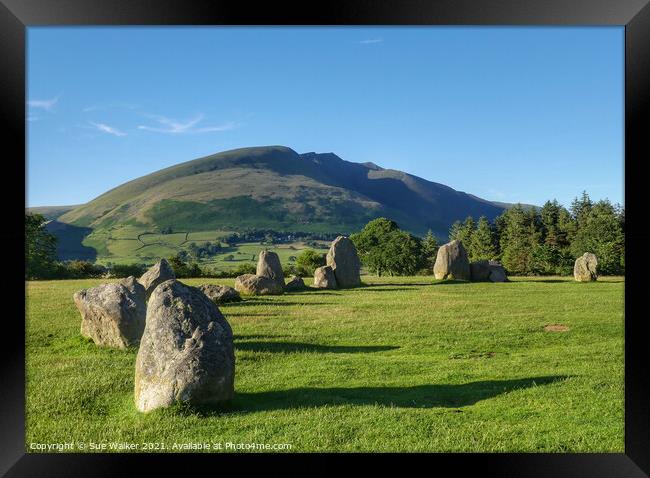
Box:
(431, 280), (471, 286)
(234, 341), (399, 354)
(231, 300), (330, 307)
(191, 375), (569, 416)
(358, 282), (433, 288)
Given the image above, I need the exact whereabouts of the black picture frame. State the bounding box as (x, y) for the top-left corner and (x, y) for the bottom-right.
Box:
(4, 0), (648, 475)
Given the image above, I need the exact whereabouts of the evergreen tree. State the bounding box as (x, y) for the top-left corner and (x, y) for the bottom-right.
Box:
(421, 229), (439, 269)
(570, 190), (593, 228)
(449, 220), (463, 242)
(570, 199), (624, 275)
(499, 205), (539, 274)
(25, 213), (58, 279)
(469, 216), (497, 261)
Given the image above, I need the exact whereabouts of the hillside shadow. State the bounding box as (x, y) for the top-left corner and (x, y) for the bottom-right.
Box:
(193, 375), (569, 415)
(234, 341), (399, 354)
(45, 221), (97, 261)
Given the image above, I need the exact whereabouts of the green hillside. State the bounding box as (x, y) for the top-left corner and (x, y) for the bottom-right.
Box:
(44, 146), (505, 264)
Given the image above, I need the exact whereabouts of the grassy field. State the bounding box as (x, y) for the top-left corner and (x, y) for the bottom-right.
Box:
(25, 276), (624, 452)
(81, 224), (330, 269)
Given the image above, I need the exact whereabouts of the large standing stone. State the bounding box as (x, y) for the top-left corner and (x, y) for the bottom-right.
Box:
(326, 236), (361, 288)
(256, 250), (285, 289)
(73, 276), (146, 349)
(198, 284), (242, 304)
(285, 275), (306, 291)
(138, 258), (175, 299)
(470, 260), (508, 282)
(134, 280), (235, 413)
(234, 274), (284, 295)
(433, 240), (471, 280)
(574, 253), (598, 282)
(313, 265), (337, 289)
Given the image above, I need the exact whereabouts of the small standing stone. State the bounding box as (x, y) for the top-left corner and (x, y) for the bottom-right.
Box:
(256, 250), (285, 290)
(285, 275), (306, 291)
(326, 236), (361, 288)
(198, 284), (242, 303)
(73, 276), (146, 349)
(574, 252), (598, 282)
(234, 274), (284, 295)
(138, 258), (175, 298)
(313, 265), (337, 289)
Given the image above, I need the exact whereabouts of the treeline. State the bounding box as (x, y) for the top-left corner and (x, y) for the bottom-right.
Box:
(448, 192), (624, 275)
(222, 229), (338, 245)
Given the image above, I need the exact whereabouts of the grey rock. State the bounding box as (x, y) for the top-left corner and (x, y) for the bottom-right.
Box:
(433, 240), (471, 281)
(285, 275), (306, 291)
(574, 252), (598, 282)
(326, 236), (361, 288)
(198, 284), (242, 304)
(138, 259), (175, 299)
(234, 274), (284, 295)
(256, 250), (285, 289)
(134, 280), (234, 413)
(487, 261), (507, 282)
(313, 265), (337, 289)
(470, 260), (491, 282)
(73, 276), (146, 348)
(470, 260), (508, 282)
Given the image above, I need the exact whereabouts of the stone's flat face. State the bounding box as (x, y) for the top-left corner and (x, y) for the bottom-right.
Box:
(138, 258), (176, 298)
(198, 284), (241, 303)
(256, 250), (285, 289)
(285, 275), (306, 291)
(574, 252), (598, 282)
(134, 280), (235, 413)
(73, 276), (146, 349)
(313, 265), (337, 289)
(433, 240), (471, 281)
(234, 274), (284, 295)
(326, 236), (361, 288)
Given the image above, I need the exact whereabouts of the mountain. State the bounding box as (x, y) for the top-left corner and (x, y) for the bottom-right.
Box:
(58, 145), (504, 238)
(27, 204), (79, 221)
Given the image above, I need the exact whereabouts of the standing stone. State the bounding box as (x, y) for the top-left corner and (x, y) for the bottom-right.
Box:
(134, 280), (235, 413)
(198, 284), (242, 304)
(574, 253), (598, 282)
(487, 261), (508, 282)
(470, 260), (491, 282)
(285, 275), (306, 291)
(234, 274), (284, 295)
(256, 250), (285, 289)
(326, 236), (361, 288)
(433, 240), (471, 280)
(138, 258), (175, 299)
(313, 265), (337, 289)
(73, 276), (146, 349)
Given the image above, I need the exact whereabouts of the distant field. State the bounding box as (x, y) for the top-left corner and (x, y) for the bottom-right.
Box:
(26, 276), (624, 452)
(80, 224), (329, 268)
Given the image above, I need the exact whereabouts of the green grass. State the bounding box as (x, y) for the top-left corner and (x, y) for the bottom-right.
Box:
(25, 276), (624, 452)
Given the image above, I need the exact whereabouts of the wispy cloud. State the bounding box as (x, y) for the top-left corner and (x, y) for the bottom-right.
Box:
(82, 102), (139, 113)
(27, 95), (61, 111)
(137, 114), (237, 134)
(27, 115), (40, 122)
(89, 121), (127, 137)
(360, 38), (383, 44)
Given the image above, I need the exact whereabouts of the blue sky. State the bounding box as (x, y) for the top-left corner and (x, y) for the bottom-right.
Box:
(27, 27), (624, 208)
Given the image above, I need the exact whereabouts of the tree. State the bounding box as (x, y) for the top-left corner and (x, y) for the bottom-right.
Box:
(469, 216), (497, 262)
(25, 213), (58, 279)
(499, 205), (539, 275)
(421, 229), (439, 269)
(350, 218), (423, 276)
(570, 191), (593, 228)
(295, 249), (326, 276)
(570, 200), (624, 275)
